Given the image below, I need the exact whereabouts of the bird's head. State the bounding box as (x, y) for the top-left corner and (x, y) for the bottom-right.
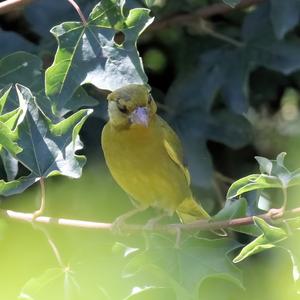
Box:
(107, 84), (157, 129)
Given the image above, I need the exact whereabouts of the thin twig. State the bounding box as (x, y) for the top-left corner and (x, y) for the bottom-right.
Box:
(67, 0), (87, 25)
(32, 177), (46, 219)
(0, 0), (33, 15)
(0, 207), (300, 233)
(150, 0), (265, 31)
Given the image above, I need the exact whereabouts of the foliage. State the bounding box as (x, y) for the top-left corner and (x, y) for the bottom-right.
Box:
(1, 0), (300, 299)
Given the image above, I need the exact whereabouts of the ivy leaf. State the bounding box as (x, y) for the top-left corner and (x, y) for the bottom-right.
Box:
(45, 0), (153, 115)
(18, 267), (79, 299)
(213, 198), (261, 236)
(233, 217), (288, 263)
(19, 268), (64, 300)
(0, 52), (43, 100)
(270, 0), (300, 39)
(0, 86), (23, 159)
(123, 234), (242, 299)
(124, 286), (175, 300)
(227, 153), (300, 199)
(0, 84), (92, 196)
(255, 152), (292, 187)
(169, 109), (252, 187)
(0, 32), (35, 57)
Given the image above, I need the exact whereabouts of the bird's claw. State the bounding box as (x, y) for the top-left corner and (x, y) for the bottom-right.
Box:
(111, 216), (127, 234)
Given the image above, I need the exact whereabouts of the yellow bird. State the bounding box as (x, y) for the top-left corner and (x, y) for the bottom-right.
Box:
(101, 84), (209, 225)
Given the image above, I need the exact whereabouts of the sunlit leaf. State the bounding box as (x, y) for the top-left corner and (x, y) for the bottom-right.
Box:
(124, 286), (175, 300)
(227, 174), (282, 199)
(0, 84), (92, 196)
(233, 217), (288, 263)
(45, 0), (153, 114)
(227, 153), (300, 199)
(19, 268), (64, 300)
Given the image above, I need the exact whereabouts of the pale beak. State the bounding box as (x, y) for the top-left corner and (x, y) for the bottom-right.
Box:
(130, 107), (150, 127)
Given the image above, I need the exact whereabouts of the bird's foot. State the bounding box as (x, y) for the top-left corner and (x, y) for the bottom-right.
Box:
(267, 207), (285, 219)
(143, 213), (169, 231)
(111, 215), (127, 234)
(111, 207), (146, 234)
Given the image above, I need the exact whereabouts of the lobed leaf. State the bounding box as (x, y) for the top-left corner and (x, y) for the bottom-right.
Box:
(0, 84), (92, 196)
(227, 174), (282, 200)
(123, 234), (243, 299)
(45, 0), (153, 115)
(270, 0), (300, 39)
(233, 217), (288, 263)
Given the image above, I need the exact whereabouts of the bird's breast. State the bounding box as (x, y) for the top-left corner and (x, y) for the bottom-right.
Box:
(101, 120), (190, 211)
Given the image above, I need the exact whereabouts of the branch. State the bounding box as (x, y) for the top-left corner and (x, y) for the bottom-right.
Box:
(150, 0), (265, 31)
(1, 207), (300, 233)
(0, 0), (33, 15)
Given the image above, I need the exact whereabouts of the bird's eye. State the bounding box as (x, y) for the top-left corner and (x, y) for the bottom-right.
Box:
(117, 103), (128, 113)
(148, 94), (153, 104)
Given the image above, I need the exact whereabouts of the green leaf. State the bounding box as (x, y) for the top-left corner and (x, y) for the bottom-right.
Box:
(0, 32), (35, 56)
(18, 264), (80, 299)
(123, 234), (243, 299)
(124, 286), (175, 300)
(0, 52), (43, 99)
(45, 0), (153, 114)
(0, 85), (24, 156)
(0, 84), (92, 196)
(227, 174), (282, 200)
(170, 109), (252, 187)
(19, 268), (65, 300)
(255, 152), (291, 187)
(213, 198), (261, 236)
(233, 217), (288, 263)
(227, 153), (300, 199)
(0, 121), (22, 155)
(222, 0), (241, 8)
(270, 0), (300, 39)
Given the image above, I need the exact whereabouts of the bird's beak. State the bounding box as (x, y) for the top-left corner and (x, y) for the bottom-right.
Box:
(130, 107), (150, 127)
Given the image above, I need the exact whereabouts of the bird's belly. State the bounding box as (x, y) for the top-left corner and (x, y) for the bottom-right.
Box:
(102, 126), (190, 212)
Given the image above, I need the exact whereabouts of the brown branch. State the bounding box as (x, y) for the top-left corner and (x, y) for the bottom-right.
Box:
(0, 0), (33, 15)
(150, 0), (265, 31)
(1, 207), (300, 233)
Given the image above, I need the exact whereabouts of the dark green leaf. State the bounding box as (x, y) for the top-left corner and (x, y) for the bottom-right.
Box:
(45, 0), (153, 114)
(0, 32), (35, 57)
(123, 234), (242, 299)
(0, 84), (92, 196)
(270, 0), (300, 39)
(213, 198), (260, 236)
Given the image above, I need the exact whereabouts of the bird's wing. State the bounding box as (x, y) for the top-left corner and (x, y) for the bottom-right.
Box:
(158, 116), (191, 185)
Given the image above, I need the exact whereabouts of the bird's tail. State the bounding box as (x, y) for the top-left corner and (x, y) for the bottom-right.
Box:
(176, 196), (210, 224)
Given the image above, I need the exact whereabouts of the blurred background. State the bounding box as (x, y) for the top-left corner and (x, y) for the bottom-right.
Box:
(0, 0), (300, 299)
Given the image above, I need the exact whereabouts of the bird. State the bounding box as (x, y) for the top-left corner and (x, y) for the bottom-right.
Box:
(101, 84), (210, 227)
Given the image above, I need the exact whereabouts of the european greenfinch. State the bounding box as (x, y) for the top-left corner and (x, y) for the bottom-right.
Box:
(101, 84), (209, 225)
